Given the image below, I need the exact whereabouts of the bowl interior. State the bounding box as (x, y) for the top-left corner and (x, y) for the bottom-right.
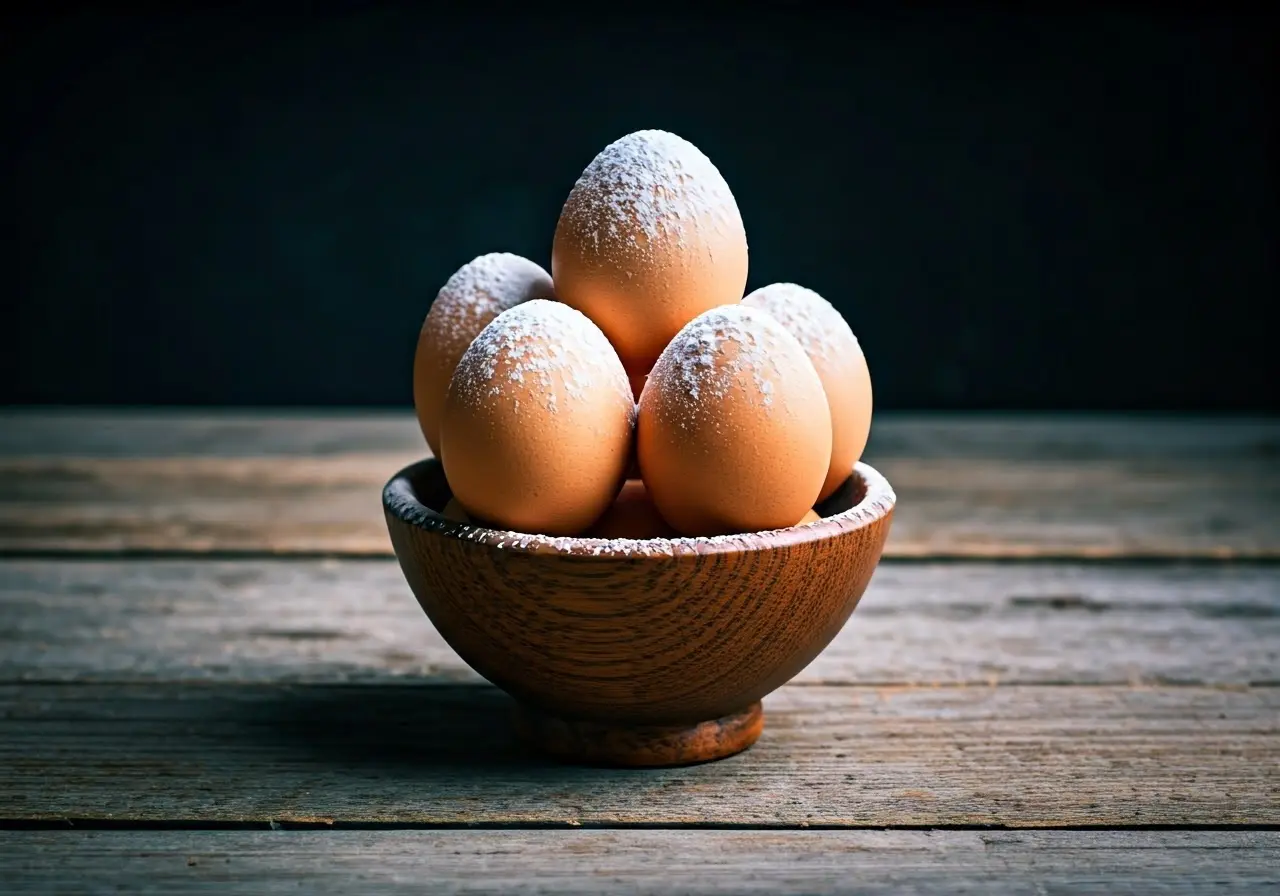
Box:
(384, 459), (894, 559)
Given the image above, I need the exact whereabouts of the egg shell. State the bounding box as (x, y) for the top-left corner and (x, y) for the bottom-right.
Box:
(637, 305), (833, 536)
(586, 480), (678, 539)
(441, 497), (471, 523)
(552, 129), (749, 371)
(798, 508), (821, 525)
(413, 253), (553, 457)
(440, 299), (635, 536)
(743, 283), (873, 502)
(625, 433), (641, 481)
(628, 369), (649, 403)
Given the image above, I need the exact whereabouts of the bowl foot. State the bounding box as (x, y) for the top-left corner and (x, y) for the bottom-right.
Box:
(513, 701), (764, 768)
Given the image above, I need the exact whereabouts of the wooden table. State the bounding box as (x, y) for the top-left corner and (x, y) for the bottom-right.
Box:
(1, 410), (1276, 893)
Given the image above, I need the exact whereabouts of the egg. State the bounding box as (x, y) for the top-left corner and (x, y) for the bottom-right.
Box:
(798, 509), (820, 525)
(743, 283), (873, 502)
(637, 305), (833, 536)
(586, 479), (678, 539)
(441, 497), (471, 523)
(627, 370), (649, 403)
(440, 299), (635, 536)
(552, 129), (749, 373)
(413, 253), (553, 457)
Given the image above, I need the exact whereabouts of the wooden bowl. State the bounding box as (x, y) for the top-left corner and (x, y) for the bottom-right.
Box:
(383, 459), (895, 767)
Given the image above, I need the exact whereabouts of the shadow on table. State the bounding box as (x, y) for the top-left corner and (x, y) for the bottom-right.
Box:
(234, 683), (567, 774)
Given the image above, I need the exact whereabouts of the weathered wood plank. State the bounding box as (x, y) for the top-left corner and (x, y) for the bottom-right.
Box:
(0, 413), (1275, 558)
(2, 682), (1274, 825)
(3, 410), (1276, 460)
(0, 454), (1273, 559)
(2, 560), (1276, 686)
(2, 830), (1276, 894)
(0, 409), (421, 458)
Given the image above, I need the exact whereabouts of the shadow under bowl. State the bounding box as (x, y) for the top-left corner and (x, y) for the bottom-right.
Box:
(383, 459), (895, 767)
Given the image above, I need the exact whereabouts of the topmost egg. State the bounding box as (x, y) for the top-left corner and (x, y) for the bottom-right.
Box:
(552, 130), (749, 373)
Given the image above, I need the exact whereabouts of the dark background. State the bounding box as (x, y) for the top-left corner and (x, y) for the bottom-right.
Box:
(2, 7), (1275, 411)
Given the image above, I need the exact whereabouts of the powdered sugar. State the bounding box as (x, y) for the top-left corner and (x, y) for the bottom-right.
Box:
(742, 283), (857, 367)
(558, 129), (742, 260)
(425, 253), (553, 360)
(424, 503), (846, 558)
(648, 305), (806, 428)
(448, 299), (634, 417)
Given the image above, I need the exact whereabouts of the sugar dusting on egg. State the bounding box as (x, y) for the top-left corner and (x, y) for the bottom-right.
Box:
(741, 282), (856, 366)
(441, 298), (635, 535)
(638, 302), (833, 535)
(742, 281), (874, 502)
(427, 253), (553, 361)
(450, 299), (635, 420)
(553, 130), (750, 369)
(560, 129), (742, 263)
(650, 305), (797, 430)
(414, 252), (554, 457)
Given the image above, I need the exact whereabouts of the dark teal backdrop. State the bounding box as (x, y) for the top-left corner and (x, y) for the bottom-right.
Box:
(3, 8), (1274, 410)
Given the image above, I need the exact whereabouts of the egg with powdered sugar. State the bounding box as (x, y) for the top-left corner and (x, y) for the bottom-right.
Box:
(743, 283), (873, 502)
(637, 305), (831, 536)
(440, 299), (635, 536)
(552, 130), (749, 377)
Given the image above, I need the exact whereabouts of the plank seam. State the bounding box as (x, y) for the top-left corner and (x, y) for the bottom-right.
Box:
(2, 820), (1278, 832)
(3, 679), (1276, 689)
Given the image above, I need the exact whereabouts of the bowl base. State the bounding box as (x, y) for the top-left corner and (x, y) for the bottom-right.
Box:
(513, 701), (764, 768)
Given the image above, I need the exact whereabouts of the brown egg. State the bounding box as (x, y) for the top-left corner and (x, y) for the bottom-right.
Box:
(638, 305), (833, 536)
(440, 299), (634, 536)
(625, 433), (641, 481)
(628, 369), (649, 404)
(441, 497), (471, 523)
(798, 509), (821, 525)
(552, 129), (749, 372)
(586, 480), (678, 539)
(413, 253), (553, 457)
(743, 283), (873, 502)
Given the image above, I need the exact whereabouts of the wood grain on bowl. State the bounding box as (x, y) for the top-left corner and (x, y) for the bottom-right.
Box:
(382, 458), (894, 766)
(513, 701), (764, 768)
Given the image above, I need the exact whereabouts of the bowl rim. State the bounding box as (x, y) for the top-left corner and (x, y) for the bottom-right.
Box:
(383, 459), (896, 559)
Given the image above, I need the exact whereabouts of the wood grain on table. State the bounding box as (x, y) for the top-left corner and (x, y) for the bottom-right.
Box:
(3, 831), (1277, 895)
(2, 411), (1276, 558)
(0, 411), (1276, 893)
